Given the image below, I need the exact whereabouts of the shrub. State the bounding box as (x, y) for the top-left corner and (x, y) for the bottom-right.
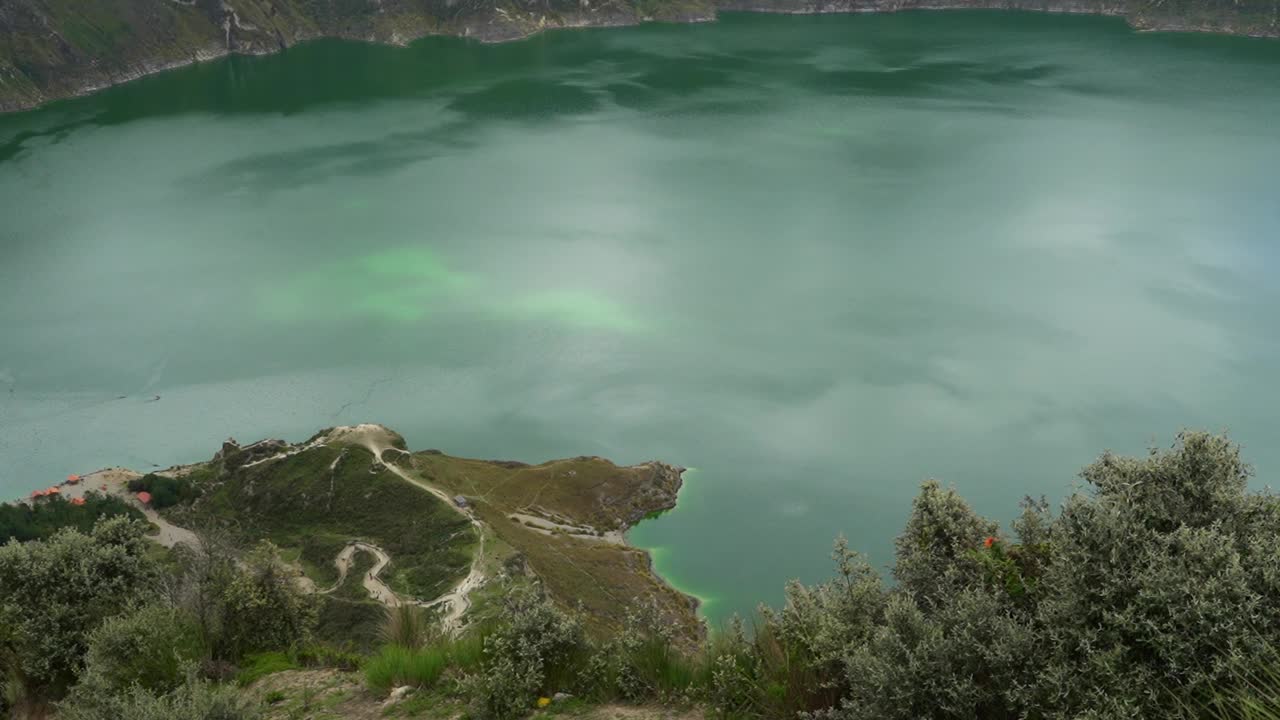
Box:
(892, 480), (998, 612)
(81, 604), (204, 695)
(57, 673), (260, 720)
(467, 584), (586, 720)
(217, 542), (318, 659)
(234, 651), (298, 687)
(699, 432), (1280, 720)
(587, 598), (700, 703)
(295, 643), (363, 672)
(127, 474), (199, 510)
(0, 517), (157, 700)
(381, 603), (435, 651)
(0, 493), (145, 543)
(1030, 432), (1280, 718)
(364, 644), (449, 693)
(762, 536), (886, 713)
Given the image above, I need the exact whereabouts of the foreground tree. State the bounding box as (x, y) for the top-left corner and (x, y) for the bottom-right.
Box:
(716, 431), (1280, 720)
(0, 517), (157, 713)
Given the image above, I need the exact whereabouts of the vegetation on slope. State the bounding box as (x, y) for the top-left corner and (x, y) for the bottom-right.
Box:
(0, 493), (143, 543)
(411, 451), (701, 644)
(168, 441), (475, 600)
(314, 548), (387, 652)
(342, 431), (1280, 720)
(8, 429), (1280, 720)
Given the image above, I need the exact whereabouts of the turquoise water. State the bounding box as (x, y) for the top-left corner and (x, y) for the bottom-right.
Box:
(2, 11), (1279, 623)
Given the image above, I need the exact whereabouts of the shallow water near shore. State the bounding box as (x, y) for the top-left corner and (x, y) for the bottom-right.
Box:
(3, 11), (1280, 624)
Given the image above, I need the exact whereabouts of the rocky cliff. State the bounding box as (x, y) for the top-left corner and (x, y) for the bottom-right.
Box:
(0, 0), (1276, 112)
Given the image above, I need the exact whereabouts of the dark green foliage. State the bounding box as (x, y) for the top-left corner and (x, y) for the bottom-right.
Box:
(181, 445), (474, 600)
(217, 543), (319, 660)
(364, 645), (450, 692)
(80, 604), (205, 695)
(892, 480), (999, 612)
(467, 584), (587, 720)
(1031, 432), (1280, 718)
(294, 643), (364, 671)
(128, 474), (199, 509)
(233, 652), (297, 687)
(709, 431), (1280, 720)
(0, 493), (144, 543)
(315, 597), (386, 653)
(0, 517), (157, 701)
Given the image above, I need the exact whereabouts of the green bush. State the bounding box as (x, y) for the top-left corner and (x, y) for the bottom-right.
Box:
(364, 644), (450, 693)
(0, 493), (144, 543)
(295, 643), (363, 671)
(234, 651), (298, 687)
(704, 431), (1280, 720)
(127, 474), (199, 510)
(314, 595), (385, 652)
(57, 673), (260, 720)
(583, 598), (700, 703)
(381, 603), (435, 650)
(467, 584), (586, 720)
(0, 517), (157, 700)
(217, 542), (318, 659)
(81, 604), (204, 695)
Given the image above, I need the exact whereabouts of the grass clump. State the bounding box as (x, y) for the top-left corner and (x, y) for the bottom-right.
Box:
(364, 645), (450, 693)
(235, 652), (298, 687)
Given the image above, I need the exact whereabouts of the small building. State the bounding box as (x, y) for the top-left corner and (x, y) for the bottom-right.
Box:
(71, 497), (86, 506)
(136, 491), (153, 506)
(29, 489), (45, 500)
(46, 486), (60, 496)
(453, 495), (469, 508)
(66, 474), (81, 484)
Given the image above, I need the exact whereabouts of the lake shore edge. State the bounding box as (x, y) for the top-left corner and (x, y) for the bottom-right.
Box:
(11, 424), (706, 640)
(2, 3), (1276, 115)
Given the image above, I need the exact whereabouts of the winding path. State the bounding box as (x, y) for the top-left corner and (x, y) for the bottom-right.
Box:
(320, 541), (397, 606)
(64, 425), (489, 633)
(326, 425), (488, 632)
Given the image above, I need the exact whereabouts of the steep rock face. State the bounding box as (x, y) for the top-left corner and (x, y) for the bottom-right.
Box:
(0, 0), (1276, 113)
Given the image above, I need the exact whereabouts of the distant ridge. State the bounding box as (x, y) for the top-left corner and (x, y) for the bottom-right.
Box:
(0, 0), (1276, 113)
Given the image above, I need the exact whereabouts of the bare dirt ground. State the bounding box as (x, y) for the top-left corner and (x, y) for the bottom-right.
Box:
(321, 542), (398, 605)
(59, 468), (200, 549)
(252, 669), (706, 720)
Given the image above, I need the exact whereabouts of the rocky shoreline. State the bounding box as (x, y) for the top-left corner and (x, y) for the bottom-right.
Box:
(0, 0), (1276, 115)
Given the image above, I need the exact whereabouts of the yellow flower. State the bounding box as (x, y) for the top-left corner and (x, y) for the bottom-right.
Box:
(537, 697), (552, 708)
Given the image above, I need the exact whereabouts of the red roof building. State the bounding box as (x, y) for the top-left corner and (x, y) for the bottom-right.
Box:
(46, 486), (61, 495)
(136, 491), (153, 505)
(67, 475), (81, 484)
(71, 497), (86, 506)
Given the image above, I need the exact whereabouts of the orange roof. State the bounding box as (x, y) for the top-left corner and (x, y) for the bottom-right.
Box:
(30, 490), (45, 499)
(136, 491), (152, 505)
(47, 486), (61, 495)
(67, 474), (81, 483)
(71, 497), (86, 506)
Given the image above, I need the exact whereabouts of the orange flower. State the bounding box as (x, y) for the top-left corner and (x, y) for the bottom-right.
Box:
(983, 536), (996, 549)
